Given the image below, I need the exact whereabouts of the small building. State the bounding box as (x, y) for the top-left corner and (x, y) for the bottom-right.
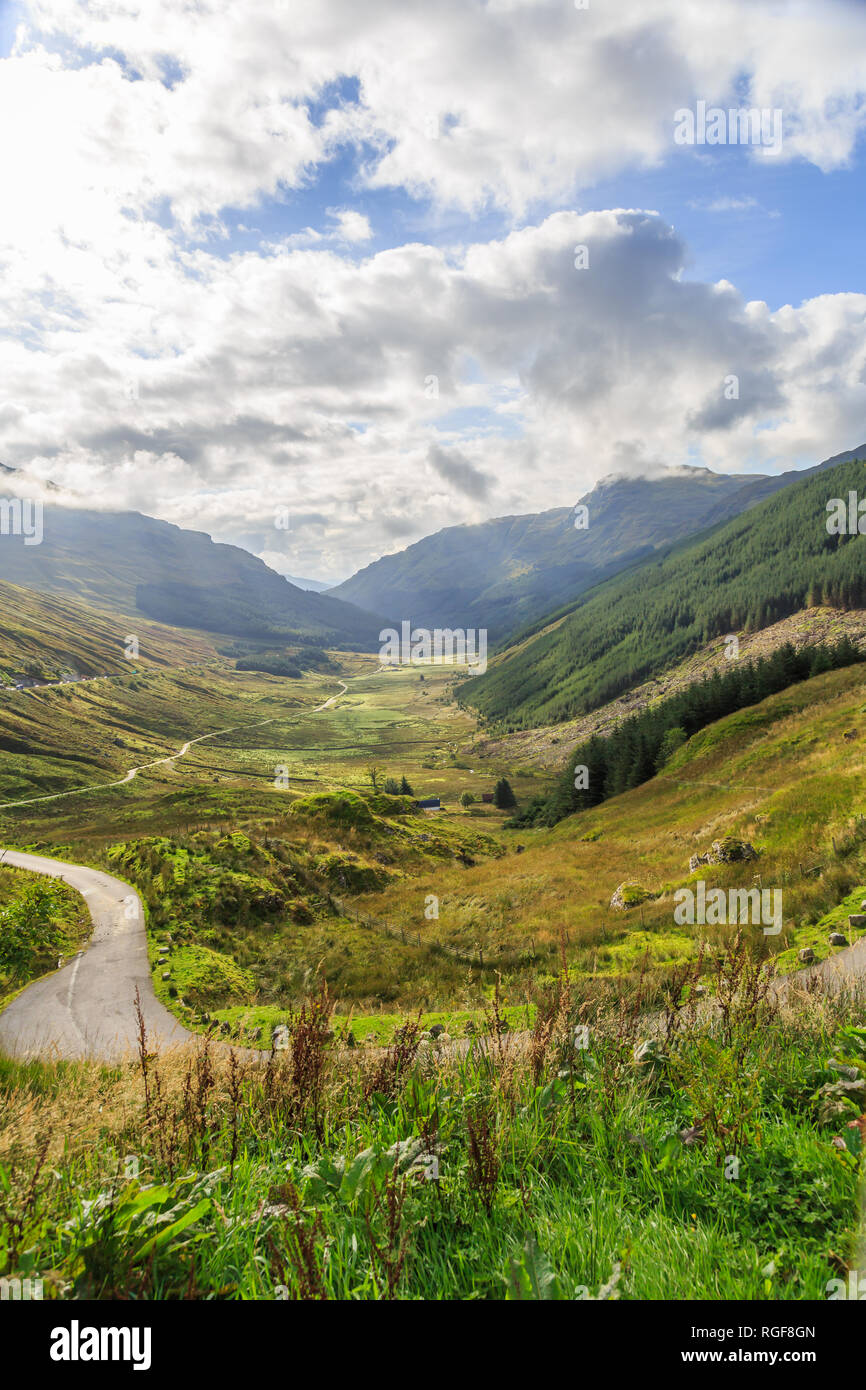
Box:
(415, 797), (441, 810)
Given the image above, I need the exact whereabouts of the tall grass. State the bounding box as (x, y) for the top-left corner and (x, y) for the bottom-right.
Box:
(0, 944), (862, 1300)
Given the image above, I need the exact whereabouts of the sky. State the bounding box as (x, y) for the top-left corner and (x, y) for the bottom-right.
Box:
(0, 0), (865, 584)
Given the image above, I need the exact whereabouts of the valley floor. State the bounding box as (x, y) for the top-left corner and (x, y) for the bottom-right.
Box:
(2, 639), (866, 1300)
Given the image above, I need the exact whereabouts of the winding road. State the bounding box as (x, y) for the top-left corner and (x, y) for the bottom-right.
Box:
(0, 679), (349, 1060)
(0, 849), (190, 1061)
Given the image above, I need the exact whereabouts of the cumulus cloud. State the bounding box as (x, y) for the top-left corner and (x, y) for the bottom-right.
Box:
(10, 0), (866, 226)
(0, 2), (865, 580)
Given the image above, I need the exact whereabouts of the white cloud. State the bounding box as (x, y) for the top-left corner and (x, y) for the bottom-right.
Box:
(326, 209), (373, 243)
(0, 2), (865, 581)
(8, 0), (866, 230)
(2, 206), (865, 579)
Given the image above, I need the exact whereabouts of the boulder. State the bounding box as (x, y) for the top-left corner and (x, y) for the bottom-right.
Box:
(689, 837), (758, 872)
(428, 1024), (446, 1038)
(610, 881), (653, 911)
(848, 914), (866, 929)
(816, 1078), (866, 1123)
(829, 932), (849, 947)
(798, 947), (815, 963)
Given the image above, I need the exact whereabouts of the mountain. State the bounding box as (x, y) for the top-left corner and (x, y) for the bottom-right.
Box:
(0, 487), (384, 648)
(328, 464), (784, 641)
(457, 453), (866, 729)
(330, 447), (866, 643)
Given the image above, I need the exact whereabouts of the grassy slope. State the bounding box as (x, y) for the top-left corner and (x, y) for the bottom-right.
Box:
(354, 659), (866, 988)
(0, 659), (532, 834)
(0, 967), (861, 1300)
(0, 579), (218, 685)
(0, 867), (90, 1009)
(1, 608), (866, 1299)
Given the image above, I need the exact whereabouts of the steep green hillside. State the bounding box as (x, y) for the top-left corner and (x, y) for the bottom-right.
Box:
(460, 456), (866, 728)
(0, 485), (384, 647)
(515, 636), (864, 826)
(330, 447), (864, 642)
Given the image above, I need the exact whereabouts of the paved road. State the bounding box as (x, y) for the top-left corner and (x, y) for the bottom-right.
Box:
(0, 849), (191, 1061)
(0, 678), (350, 1060)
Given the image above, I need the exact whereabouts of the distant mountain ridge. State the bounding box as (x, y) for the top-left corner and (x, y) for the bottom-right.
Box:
(329, 454), (857, 641)
(0, 482), (384, 648)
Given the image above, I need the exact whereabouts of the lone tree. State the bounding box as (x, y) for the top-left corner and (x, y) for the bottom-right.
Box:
(399, 775), (414, 795)
(459, 790), (474, 809)
(383, 776), (401, 795)
(493, 777), (517, 809)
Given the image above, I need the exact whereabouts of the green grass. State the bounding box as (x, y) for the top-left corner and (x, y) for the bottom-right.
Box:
(0, 963), (861, 1300)
(209, 1001), (533, 1047)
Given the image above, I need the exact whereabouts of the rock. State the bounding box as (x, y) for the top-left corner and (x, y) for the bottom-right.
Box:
(828, 1059), (861, 1081)
(829, 932), (849, 947)
(798, 947), (815, 963)
(689, 837), (758, 872)
(848, 914), (866, 929)
(860, 900), (866, 911)
(817, 1078), (866, 1123)
(692, 985), (707, 998)
(161, 969), (171, 979)
(610, 881), (653, 911)
(428, 1024), (446, 1038)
